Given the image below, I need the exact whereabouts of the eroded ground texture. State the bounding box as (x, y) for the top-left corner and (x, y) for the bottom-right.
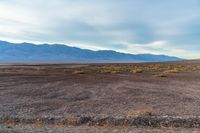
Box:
(1, 60), (200, 132)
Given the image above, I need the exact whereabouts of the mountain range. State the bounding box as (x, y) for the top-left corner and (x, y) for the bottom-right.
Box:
(0, 40), (183, 63)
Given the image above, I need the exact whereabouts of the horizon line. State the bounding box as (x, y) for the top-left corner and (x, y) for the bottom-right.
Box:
(0, 39), (186, 59)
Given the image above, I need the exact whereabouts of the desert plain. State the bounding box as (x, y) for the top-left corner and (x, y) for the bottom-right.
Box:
(1, 60), (200, 132)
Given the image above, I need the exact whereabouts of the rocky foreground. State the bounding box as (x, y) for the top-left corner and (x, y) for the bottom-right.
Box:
(1, 60), (200, 132)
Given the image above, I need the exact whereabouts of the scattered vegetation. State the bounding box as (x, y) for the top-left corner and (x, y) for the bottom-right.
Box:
(166, 69), (180, 73)
(72, 70), (85, 74)
(1, 63), (200, 77)
(192, 66), (200, 71)
(155, 73), (168, 78)
(110, 70), (121, 74)
(128, 107), (153, 117)
(130, 68), (143, 74)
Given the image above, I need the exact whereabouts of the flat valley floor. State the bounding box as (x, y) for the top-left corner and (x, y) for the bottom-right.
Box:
(1, 60), (200, 132)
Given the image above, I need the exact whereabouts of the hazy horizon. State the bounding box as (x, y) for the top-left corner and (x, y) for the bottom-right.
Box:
(1, 0), (200, 59)
(0, 39), (185, 58)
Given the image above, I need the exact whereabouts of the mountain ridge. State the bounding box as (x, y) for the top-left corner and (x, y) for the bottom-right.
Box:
(0, 40), (183, 63)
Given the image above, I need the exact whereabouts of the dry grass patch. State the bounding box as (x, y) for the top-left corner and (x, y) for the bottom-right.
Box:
(110, 70), (121, 74)
(72, 70), (85, 74)
(165, 69), (180, 73)
(127, 107), (153, 117)
(192, 66), (200, 71)
(130, 68), (143, 74)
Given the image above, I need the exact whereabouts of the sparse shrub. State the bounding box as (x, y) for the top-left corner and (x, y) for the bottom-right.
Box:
(67, 64), (200, 76)
(98, 69), (111, 74)
(130, 69), (143, 74)
(72, 70), (85, 74)
(166, 69), (180, 73)
(127, 107), (153, 117)
(192, 66), (200, 71)
(110, 70), (120, 74)
(66, 117), (81, 125)
(196, 66), (200, 70)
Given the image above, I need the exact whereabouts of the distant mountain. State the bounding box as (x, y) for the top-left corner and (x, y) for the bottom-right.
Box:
(0, 40), (183, 63)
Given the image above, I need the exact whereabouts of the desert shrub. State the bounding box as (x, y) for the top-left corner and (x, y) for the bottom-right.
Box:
(196, 66), (200, 70)
(96, 66), (122, 74)
(110, 70), (120, 74)
(192, 66), (200, 71)
(98, 69), (111, 74)
(130, 69), (143, 74)
(166, 69), (180, 73)
(69, 64), (200, 76)
(72, 70), (85, 74)
(127, 107), (153, 117)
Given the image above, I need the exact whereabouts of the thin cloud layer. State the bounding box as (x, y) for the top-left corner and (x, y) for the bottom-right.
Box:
(0, 0), (200, 59)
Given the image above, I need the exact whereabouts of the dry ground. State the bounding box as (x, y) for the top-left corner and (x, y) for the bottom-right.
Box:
(1, 60), (200, 132)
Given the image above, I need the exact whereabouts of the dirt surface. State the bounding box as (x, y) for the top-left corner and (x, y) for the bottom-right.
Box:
(2, 124), (200, 133)
(1, 60), (200, 132)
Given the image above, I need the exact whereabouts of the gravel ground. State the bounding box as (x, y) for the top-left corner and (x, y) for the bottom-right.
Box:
(1, 124), (200, 133)
(1, 61), (200, 132)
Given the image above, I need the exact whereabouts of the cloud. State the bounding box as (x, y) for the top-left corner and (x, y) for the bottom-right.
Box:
(0, 0), (200, 59)
(113, 40), (187, 57)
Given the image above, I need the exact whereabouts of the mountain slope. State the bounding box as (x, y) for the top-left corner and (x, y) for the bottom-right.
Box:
(0, 41), (182, 63)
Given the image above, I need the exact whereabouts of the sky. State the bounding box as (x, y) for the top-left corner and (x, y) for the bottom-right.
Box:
(0, 0), (200, 59)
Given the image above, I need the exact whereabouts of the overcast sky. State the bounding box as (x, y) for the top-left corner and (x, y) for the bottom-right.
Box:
(0, 0), (200, 59)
